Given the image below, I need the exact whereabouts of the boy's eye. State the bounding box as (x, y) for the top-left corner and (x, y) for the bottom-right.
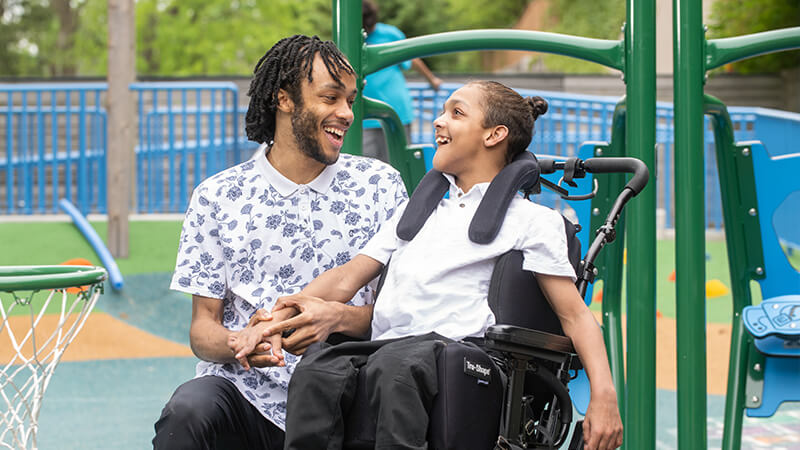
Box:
(454, 108), (463, 116)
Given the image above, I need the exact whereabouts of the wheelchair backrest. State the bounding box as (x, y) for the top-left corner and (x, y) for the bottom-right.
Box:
(488, 218), (582, 335)
(390, 150), (584, 337)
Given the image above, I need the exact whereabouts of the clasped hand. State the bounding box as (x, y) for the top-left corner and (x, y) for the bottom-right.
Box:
(226, 293), (342, 370)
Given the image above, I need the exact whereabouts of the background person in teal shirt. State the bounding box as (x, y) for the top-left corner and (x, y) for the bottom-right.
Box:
(362, 0), (442, 163)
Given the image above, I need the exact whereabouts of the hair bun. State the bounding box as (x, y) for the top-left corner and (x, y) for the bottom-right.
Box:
(526, 96), (549, 120)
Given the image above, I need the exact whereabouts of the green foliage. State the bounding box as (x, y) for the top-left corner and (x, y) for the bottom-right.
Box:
(134, 0), (332, 76)
(374, 0), (529, 72)
(1, 0), (333, 77)
(539, 0), (626, 73)
(708, 0), (800, 74)
(1, 0), (70, 77)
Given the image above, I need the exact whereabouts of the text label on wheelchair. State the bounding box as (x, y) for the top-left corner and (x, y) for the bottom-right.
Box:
(463, 357), (492, 383)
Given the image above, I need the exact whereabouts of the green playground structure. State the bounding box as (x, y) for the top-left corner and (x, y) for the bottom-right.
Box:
(329, 0), (800, 448)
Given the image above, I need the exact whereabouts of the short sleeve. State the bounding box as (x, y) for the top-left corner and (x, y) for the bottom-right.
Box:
(170, 184), (228, 298)
(519, 208), (577, 281)
(360, 202), (406, 265)
(382, 172), (409, 223)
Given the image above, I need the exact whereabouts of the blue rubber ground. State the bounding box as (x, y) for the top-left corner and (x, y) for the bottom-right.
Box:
(32, 272), (800, 449)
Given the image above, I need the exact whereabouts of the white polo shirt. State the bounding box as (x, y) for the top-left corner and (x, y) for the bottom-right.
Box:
(361, 173), (576, 342)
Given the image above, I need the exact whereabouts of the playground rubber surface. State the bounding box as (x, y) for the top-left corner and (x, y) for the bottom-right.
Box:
(2, 221), (799, 449)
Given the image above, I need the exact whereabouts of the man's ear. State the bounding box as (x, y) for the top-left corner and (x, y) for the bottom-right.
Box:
(484, 125), (509, 148)
(276, 89), (294, 113)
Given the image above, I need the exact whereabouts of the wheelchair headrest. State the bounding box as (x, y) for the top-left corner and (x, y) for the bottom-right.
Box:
(396, 151), (541, 244)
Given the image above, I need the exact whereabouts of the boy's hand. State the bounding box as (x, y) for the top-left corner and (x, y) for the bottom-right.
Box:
(269, 293), (343, 355)
(582, 389), (623, 450)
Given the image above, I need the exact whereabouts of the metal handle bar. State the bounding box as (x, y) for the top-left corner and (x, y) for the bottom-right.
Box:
(538, 157), (649, 196)
(583, 157), (649, 196)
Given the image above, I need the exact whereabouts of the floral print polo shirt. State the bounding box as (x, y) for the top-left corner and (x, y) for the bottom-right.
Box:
(170, 144), (408, 429)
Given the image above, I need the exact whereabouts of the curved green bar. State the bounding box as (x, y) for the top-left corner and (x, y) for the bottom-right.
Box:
(363, 97), (427, 192)
(364, 30), (624, 74)
(706, 27), (800, 70)
(0, 265), (107, 291)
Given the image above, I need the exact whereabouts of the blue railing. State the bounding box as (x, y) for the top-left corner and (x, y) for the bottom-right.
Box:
(1, 83), (108, 215)
(131, 82), (257, 214)
(0, 82), (256, 215)
(2, 81), (798, 229)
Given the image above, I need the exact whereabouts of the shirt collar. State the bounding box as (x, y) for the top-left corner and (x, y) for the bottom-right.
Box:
(252, 142), (337, 197)
(442, 172), (490, 199)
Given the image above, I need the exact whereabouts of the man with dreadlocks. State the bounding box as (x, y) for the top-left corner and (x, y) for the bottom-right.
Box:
(152, 35), (408, 449)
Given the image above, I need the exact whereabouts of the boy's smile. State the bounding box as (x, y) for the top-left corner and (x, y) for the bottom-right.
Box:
(431, 83), (511, 193)
(432, 85), (492, 177)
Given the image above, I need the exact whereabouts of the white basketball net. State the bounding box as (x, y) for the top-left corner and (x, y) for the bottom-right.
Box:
(1, 284), (102, 450)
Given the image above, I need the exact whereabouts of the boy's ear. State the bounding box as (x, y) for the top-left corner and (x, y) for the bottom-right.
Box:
(484, 125), (509, 148)
(276, 89), (294, 113)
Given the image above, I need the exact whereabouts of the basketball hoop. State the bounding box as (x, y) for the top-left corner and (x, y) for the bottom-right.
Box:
(0, 265), (107, 450)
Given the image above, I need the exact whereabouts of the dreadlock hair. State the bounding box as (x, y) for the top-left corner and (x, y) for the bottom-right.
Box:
(245, 35), (355, 144)
(467, 80), (548, 164)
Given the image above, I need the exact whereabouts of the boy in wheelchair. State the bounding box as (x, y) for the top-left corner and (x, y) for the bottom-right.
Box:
(232, 81), (623, 449)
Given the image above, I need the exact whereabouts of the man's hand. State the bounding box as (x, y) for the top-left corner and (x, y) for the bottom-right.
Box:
(226, 308), (292, 370)
(266, 293), (344, 355)
(582, 388), (623, 450)
(246, 332), (285, 369)
(227, 321), (283, 370)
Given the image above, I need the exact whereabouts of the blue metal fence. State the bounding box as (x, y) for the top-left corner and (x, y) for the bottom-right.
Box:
(1, 83), (107, 215)
(131, 82), (256, 214)
(1, 81), (798, 229)
(0, 82), (256, 215)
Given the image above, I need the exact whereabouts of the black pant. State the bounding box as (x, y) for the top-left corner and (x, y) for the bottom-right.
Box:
(284, 332), (450, 450)
(153, 375), (285, 450)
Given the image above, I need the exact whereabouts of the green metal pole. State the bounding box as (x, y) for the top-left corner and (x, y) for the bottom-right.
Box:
(591, 102), (629, 428)
(332, 0), (364, 156)
(704, 95), (765, 450)
(673, 0), (708, 448)
(624, 0), (657, 448)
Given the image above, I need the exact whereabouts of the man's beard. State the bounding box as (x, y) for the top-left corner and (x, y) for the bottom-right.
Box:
(291, 104), (339, 166)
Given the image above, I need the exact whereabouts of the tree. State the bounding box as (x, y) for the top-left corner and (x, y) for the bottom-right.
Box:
(540, 0), (626, 74)
(133, 0), (332, 76)
(2, 0), (538, 77)
(373, 0), (530, 73)
(708, 0), (800, 74)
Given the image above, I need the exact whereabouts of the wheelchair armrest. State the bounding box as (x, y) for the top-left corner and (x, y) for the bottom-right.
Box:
(484, 324), (577, 363)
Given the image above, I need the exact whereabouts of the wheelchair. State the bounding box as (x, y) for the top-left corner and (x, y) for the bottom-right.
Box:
(324, 151), (648, 449)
